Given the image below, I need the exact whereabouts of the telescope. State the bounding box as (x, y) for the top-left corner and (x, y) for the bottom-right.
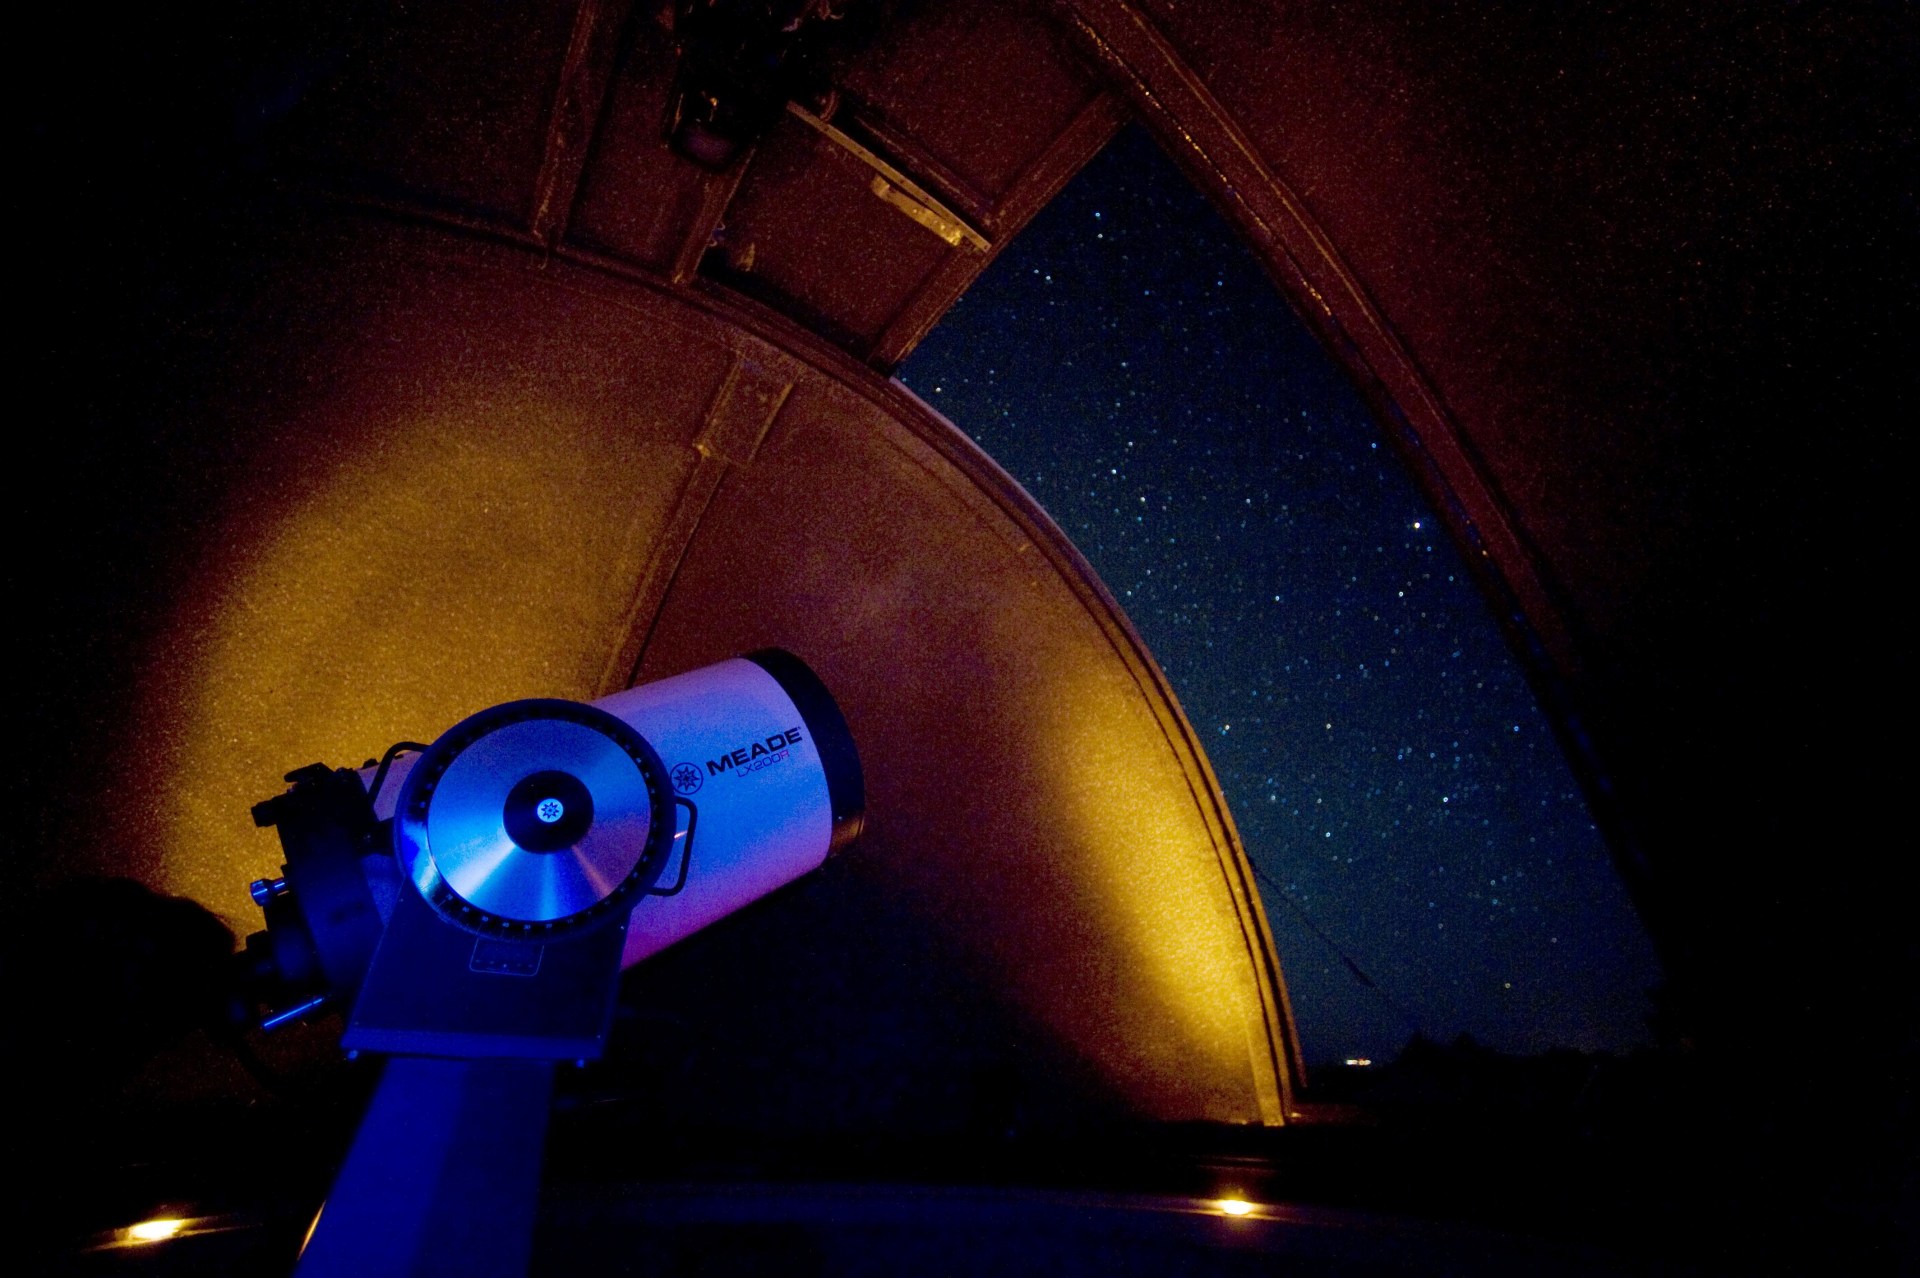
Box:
(234, 650), (863, 1278)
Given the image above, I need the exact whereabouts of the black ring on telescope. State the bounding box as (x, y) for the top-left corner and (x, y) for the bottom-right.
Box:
(393, 698), (676, 939)
(746, 648), (865, 854)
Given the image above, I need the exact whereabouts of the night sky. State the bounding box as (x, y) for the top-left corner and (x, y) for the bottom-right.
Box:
(900, 127), (1662, 1064)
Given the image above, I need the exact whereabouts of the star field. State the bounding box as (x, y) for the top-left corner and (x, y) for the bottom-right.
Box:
(900, 127), (1661, 1062)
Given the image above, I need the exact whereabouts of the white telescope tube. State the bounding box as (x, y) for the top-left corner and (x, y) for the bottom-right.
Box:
(598, 651), (863, 964)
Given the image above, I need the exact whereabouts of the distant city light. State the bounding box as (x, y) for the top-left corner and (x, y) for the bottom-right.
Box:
(127, 1218), (187, 1243)
(1343, 1057), (1373, 1067)
(1214, 1198), (1255, 1217)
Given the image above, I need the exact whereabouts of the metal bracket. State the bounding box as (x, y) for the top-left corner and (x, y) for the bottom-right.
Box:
(785, 101), (991, 251)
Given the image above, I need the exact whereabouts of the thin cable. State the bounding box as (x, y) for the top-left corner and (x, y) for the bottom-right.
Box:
(1249, 860), (1426, 1036)
(367, 740), (431, 811)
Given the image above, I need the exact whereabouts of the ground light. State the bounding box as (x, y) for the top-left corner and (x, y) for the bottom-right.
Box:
(126, 1218), (188, 1243)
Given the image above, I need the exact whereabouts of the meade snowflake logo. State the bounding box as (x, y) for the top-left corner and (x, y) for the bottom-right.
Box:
(670, 762), (704, 795)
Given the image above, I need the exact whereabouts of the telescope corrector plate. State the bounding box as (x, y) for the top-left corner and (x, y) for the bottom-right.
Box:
(409, 717), (656, 924)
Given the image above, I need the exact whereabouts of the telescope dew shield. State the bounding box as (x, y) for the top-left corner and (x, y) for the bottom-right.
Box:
(597, 648), (864, 966)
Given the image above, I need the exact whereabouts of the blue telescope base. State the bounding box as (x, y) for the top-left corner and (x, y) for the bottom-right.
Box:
(294, 1057), (554, 1278)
